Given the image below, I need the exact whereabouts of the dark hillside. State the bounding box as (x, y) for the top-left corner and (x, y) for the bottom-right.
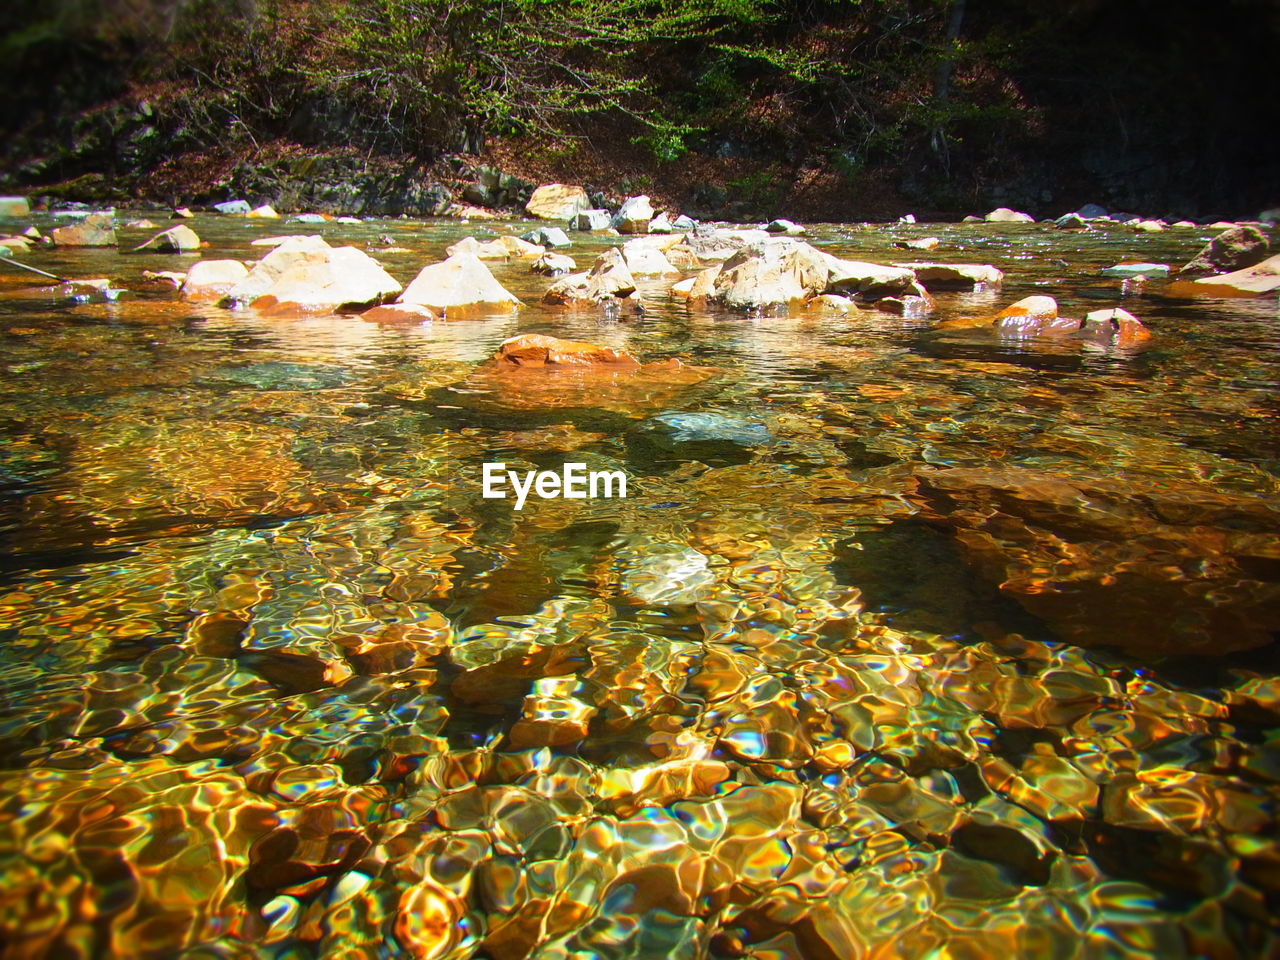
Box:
(1, 0), (1276, 219)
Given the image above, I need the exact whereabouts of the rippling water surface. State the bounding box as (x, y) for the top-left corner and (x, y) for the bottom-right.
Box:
(1, 212), (1278, 959)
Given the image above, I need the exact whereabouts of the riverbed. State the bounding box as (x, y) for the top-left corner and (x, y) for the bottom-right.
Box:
(0, 211), (1277, 958)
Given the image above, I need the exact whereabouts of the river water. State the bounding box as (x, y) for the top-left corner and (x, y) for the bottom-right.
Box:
(0, 212), (1277, 958)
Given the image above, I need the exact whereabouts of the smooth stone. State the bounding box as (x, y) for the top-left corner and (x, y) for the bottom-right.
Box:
(643, 410), (772, 446)
(1177, 225), (1270, 279)
(180, 260), (250, 301)
(133, 224), (201, 253)
(1054, 213), (1087, 230)
(212, 200), (251, 214)
(1077, 203), (1109, 218)
(904, 262), (1003, 290)
(1100, 262), (1170, 278)
(985, 207), (1035, 223)
(247, 204), (280, 218)
(50, 213), (116, 247)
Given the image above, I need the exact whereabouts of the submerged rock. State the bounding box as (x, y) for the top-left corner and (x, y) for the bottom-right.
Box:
(1177, 225), (1270, 279)
(398, 251), (521, 314)
(642, 411), (772, 446)
(620, 544), (715, 606)
(133, 224), (201, 253)
(525, 183), (590, 220)
(51, 213), (115, 247)
(913, 467), (1280, 657)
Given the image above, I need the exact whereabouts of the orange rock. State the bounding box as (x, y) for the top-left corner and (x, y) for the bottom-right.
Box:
(494, 333), (639, 367)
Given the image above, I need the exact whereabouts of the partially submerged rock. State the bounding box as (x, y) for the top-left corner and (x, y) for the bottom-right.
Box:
(494, 333), (639, 367)
(360, 303), (437, 323)
(1100, 262), (1169, 279)
(992, 296), (1075, 336)
(992, 298), (1151, 345)
(1177, 225), (1270, 279)
(823, 253), (917, 299)
(133, 224), (201, 253)
(1166, 254), (1280, 297)
(247, 204), (280, 219)
(525, 184), (590, 220)
(521, 226), (571, 249)
(985, 207), (1035, 223)
(180, 259), (249, 301)
(766, 218), (805, 235)
(224, 236), (400, 313)
(212, 200), (251, 215)
(51, 213), (115, 247)
(1054, 213), (1087, 230)
(446, 235), (544, 259)
(531, 252), (576, 275)
(544, 248), (638, 305)
(399, 251), (521, 315)
(711, 238), (831, 309)
(1079, 307), (1151, 346)
(903, 262), (1003, 290)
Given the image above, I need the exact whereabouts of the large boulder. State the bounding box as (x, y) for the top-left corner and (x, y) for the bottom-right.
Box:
(709, 238), (831, 310)
(0, 197), (30, 217)
(446, 235), (544, 259)
(612, 195), (655, 234)
(544, 248), (638, 304)
(913, 467), (1280, 657)
(902, 262), (1003, 290)
(225, 235), (331, 302)
(399, 251), (521, 315)
(249, 246), (401, 313)
(984, 207), (1035, 223)
(51, 214), (115, 247)
(134, 224), (201, 253)
(525, 184), (591, 220)
(1177, 225), (1270, 279)
(180, 260), (250, 301)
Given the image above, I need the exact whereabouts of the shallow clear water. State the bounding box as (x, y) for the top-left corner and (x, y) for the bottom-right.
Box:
(0, 212), (1278, 958)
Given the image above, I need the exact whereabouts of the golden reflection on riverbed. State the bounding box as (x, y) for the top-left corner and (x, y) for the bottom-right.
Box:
(0, 212), (1277, 958)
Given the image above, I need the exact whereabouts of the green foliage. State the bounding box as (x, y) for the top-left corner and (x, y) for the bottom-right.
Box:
(631, 120), (698, 164)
